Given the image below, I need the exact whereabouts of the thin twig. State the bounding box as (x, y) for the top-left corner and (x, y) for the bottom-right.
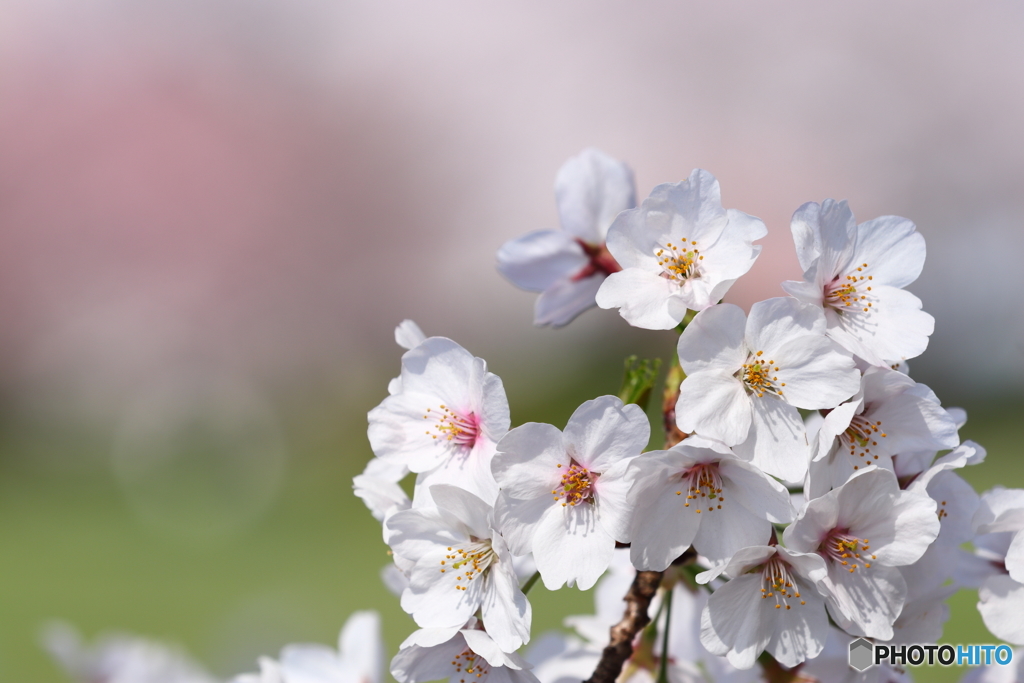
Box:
(582, 569), (663, 683)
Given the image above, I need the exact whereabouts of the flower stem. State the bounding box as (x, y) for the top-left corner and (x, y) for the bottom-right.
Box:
(657, 586), (673, 683)
(521, 571), (541, 595)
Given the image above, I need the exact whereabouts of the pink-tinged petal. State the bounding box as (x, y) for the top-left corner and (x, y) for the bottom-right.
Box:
(595, 268), (680, 330)
(533, 273), (604, 327)
(563, 396), (649, 472)
(532, 502), (614, 590)
(478, 368), (511, 442)
(700, 574), (772, 670)
(497, 230), (588, 292)
(744, 297), (827, 356)
(417, 438), (500, 506)
(978, 574), (1024, 645)
(780, 278), (824, 307)
(822, 563), (905, 639)
(853, 215), (925, 289)
(735, 396), (808, 483)
(719, 458), (795, 524)
(1006, 531), (1024, 584)
(555, 148), (636, 243)
(675, 373), (751, 446)
(676, 304), (748, 375)
(771, 336), (859, 410)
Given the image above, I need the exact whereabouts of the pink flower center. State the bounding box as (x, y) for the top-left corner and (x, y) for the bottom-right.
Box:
(423, 405), (480, 449)
(675, 462), (725, 514)
(451, 647), (491, 681)
(821, 529), (876, 573)
(655, 239), (702, 284)
(841, 414), (887, 469)
(824, 263), (876, 316)
(759, 556), (806, 610)
(572, 239), (622, 281)
(551, 461), (597, 507)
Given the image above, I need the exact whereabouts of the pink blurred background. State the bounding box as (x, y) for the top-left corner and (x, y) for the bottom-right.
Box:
(3, 0), (1024, 428)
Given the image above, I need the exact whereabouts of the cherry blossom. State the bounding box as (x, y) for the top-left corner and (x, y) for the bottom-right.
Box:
(386, 484), (531, 652)
(972, 487), (1024, 644)
(231, 611), (383, 683)
(43, 621), (219, 683)
(391, 622), (539, 683)
(675, 298), (859, 482)
(625, 437), (793, 569)
(492, 396), (648, 590)
(783, 468), (940, 639)
(498, 148), (634, 327)
(781, 199), (934, 367)
(368, 336), (510, 504)
(595, 169), (766, 330)
(807, 366), (959, 497)
(698, 545), (829, 669)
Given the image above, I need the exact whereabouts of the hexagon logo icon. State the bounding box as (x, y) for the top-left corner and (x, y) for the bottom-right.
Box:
(848, 638), (874, 671)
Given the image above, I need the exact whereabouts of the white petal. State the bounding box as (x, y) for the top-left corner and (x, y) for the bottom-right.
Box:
(978, 574), (1024, 645)
(735, 397), (808, 483)
(533, 500), (614, 590)
(395, 320), (427, 350)
(628, 455), (702, 571)
(771, 336), (859, 410)
(822, 562), (905, 639)
(700, 574), (772, 670)
(563, 396), (649, 472)
(744, 297), (826, 355)
(555, 148), (636, 243)
(1007, 531), (1024, 584)
(534, 274), (604, 327)
(478, 550), (532, 653)
(676, 304), (748, 375)
(675, 373), (751, 446)
(853, 215), (925, 289)
(595, 268), (681, 330)
(497, 230), (588, 292)
(719, 458), (795, 523)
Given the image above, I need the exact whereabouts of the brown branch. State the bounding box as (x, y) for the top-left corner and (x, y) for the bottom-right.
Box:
(582, 569), (663, 683)
(661, 360), (688, 448)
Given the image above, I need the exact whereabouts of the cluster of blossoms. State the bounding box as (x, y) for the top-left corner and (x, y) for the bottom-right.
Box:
(351, 148), (1022, 683)
(44, 149), (1022, 683)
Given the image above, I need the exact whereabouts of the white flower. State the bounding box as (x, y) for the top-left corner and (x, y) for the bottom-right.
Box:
(368, 336), (510, 504)
(698, 545), (829, 669)
(807, 366), (959, 497)
(492, 396), (649, 590)
(232, 612), (383, 683)
(960, 647), (1023, 683)
(497, 148), (634, 327)
(353, 456), (411, 523)
(625, 437), (794, 569)
(392, 622), (539, 683)
(781, 199), (934, 367)
(43, 621), (219, 683)
(783, 468), (940, 639)
(972, 488), (1024, 645)
(675, 298), (859, 482)
(595, 169), (766, 330)
(386, 484), (531, 652)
